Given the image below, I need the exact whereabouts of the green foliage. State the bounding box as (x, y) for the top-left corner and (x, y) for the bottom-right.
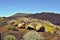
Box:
(7, 25), (14, 30)
(44, 23), (55, 33)
(23, 31), (44, 40)
(0, 18), (4, 22)
(32, 22), (38, 28)
(4, 35), (16, 40)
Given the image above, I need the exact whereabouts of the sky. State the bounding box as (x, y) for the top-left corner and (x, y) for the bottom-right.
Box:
(0, 0), (60, 17)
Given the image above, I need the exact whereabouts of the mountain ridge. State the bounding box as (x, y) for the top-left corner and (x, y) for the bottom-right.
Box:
(0, 12), (60, 25)
(25, 12), (60, 25)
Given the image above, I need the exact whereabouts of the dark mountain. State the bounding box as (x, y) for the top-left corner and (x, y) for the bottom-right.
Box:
(25, 12), (60, 25)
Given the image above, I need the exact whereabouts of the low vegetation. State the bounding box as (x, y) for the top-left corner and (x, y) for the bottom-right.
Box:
(4, 35), (16, 40)
(1, 17), (60, 40)
(6, 17), (59, 33)
(23, 31), (44, 40)
(7, 25), (14, 30)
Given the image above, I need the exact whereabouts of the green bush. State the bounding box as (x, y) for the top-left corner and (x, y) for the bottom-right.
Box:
(7, 25), (14, 30)
(32, 22), (38, 28)
(4, 35), (16, 40)
(23, 31), (44, 40)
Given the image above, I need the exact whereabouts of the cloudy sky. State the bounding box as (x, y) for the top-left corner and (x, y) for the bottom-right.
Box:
(0, 0), (60, 17)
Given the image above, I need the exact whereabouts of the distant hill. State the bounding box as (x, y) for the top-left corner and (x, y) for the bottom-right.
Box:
(25, 12), (60, 25)
(7, 13), (31, 19)
(10, 13), (31, 17)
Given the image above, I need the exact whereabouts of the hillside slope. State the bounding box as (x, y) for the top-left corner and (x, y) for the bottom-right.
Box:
(10, 13), (31, 17)
(25, 12), (60, 25)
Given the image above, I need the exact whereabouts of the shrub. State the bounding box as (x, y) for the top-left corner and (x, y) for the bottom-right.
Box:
(4, 35), (16, 40)
(44, 23), (55, 33)
(23, 31), (44, 40)
(32, 22), (38, 28)
(7, 25), (14, 30)
(0, 18), (4, 22)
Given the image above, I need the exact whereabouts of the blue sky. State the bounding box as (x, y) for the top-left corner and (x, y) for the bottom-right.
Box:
(0, 0), (60, 17)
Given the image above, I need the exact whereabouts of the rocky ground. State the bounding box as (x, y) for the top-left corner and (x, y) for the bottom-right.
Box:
(0, 17), (60, 40)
